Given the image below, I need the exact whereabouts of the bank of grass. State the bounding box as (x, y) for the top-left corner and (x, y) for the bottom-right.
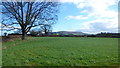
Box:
(2, 37), (119, 66)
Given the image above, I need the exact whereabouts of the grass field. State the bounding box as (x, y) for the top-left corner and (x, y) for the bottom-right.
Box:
(2, 37), (119, 66)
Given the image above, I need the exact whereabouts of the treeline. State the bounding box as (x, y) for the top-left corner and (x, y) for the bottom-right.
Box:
(52, 33), (119, 38)
(6, 32), (120, 38)
(95, 33), (120, 38)
(30, 32), (120, 38)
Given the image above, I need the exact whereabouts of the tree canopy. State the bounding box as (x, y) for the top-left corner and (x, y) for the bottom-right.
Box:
(1, 0), (59, 40)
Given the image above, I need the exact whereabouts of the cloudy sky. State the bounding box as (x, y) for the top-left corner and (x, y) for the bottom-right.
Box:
(0, 0), (119, 35)
(52, 0), (119, 34)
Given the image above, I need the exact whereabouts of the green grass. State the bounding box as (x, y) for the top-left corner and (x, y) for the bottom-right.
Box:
(2, 37), (119, 66)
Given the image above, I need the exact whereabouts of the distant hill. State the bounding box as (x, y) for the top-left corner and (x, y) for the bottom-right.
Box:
(51, 31), (88, 35)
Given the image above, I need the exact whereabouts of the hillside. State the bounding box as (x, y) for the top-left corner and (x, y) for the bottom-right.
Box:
(51, 31), (88, 35)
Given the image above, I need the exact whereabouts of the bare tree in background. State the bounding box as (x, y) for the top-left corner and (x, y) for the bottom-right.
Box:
(41, 24), (52, 35)
(1, 0), (59, 40)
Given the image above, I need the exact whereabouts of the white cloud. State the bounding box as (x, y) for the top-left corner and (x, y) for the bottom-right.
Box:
(76, 0), (118, 18)
(60, 0), (84, 4)
(64, 0), (119, 33)
(78, 0), (118, 33)
(78, 17), (118, 34)
(65, 0), (118, 19)
(66, 15), (88, 20)
(65, 0), (118, 20)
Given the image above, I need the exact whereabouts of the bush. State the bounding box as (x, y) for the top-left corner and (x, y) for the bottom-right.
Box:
(30, 30), (38, 36)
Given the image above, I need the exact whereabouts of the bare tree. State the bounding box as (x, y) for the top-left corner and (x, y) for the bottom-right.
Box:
(1, 0), (59, 40)
(41, 24), (52, 35)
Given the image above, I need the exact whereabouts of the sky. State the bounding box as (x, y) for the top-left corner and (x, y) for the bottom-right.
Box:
(0, 0), (119, 36)
(52, 0), (119, 34)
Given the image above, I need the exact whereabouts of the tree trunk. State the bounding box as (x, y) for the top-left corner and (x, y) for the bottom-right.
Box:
(22, 29), (26, 40)
(44, 28), (48, 35)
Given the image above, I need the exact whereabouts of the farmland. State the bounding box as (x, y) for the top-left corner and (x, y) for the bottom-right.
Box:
(2, 37), (119, 66)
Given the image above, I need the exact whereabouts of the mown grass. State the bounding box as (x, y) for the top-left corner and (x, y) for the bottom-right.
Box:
(2, 37), (119, 66)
